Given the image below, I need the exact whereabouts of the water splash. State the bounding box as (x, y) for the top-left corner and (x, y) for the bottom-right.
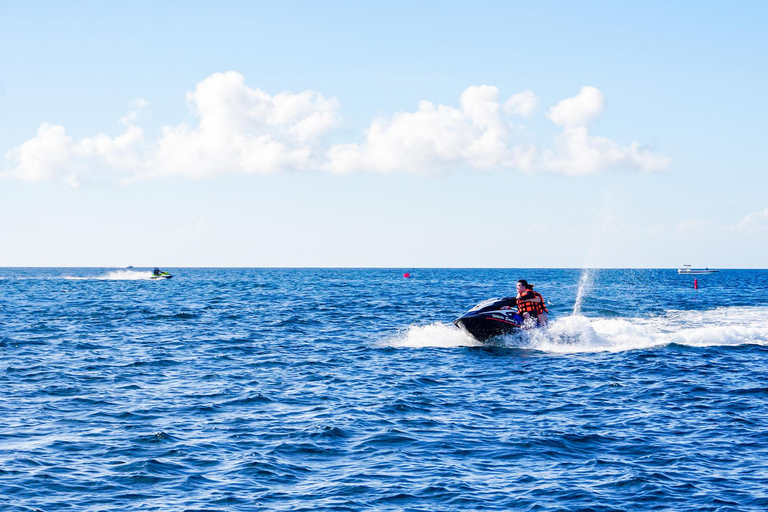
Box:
(572, 188), (624, 314)
(65, 270), (157, 280)
(572, 268), (594, 315)
(382, 322), (482, 348)
(387, 307), (768, 354)
(525, 307), (768, 353)
(102, 270), (157, 280)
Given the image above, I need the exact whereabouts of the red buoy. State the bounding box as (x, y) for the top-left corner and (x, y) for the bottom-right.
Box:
(694, 278), (698, 289)
(403, 273), (410, 278)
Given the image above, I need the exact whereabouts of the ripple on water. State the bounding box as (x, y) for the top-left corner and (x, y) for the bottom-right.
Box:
(2, 268), (768, 511)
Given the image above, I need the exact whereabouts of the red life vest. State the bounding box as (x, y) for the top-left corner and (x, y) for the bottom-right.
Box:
(517, 290), (548, 315)
(532, 291), (548, 314)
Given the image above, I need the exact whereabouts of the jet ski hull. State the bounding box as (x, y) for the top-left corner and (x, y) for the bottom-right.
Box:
(453, 297), (525, 342)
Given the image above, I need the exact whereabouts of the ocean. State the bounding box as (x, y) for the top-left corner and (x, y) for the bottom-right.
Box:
(2, 267), (768, 511)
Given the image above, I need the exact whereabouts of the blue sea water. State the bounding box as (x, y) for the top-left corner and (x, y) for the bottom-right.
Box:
(2, 267), (768, 511)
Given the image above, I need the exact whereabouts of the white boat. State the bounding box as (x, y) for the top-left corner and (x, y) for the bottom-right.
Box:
(678, 265), (718, 274)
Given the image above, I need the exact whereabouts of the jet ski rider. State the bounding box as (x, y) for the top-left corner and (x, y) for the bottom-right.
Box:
(516, 279), (549, 326)
(153, 267), (162, 276)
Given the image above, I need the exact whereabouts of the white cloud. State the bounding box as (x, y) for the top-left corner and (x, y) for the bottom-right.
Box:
(2, 74), (670, 184)
(542, 87), (670, 175)
(2, 122), (145, 186)
(503, 90), (538, 118)
(738, 208), (768, 230)
(145, 71), (339, 179)
(547, 86), (605, 127)
(327, 85), (668, 176)
(119, 99), (149, 126)
(3, 123), (72, 183)
(543, 126), (670, 175)
(326, 85), (537, 174)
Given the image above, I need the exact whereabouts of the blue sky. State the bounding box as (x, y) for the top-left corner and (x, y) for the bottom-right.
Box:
(1, 1), (766, 267)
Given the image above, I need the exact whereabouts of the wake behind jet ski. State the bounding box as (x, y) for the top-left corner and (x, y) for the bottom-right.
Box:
(453, 297), (529, 342)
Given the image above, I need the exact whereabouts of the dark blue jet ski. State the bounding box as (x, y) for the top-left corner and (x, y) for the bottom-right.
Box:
(453, 297), (528, 342)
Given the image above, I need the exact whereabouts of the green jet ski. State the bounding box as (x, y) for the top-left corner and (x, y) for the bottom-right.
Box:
(151, 268), (173, 279)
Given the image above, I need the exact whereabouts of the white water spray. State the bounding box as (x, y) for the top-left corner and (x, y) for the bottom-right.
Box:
(383, 306), (768, 353)
(572, 268), (594, 315)
(64, 270), (157, 280)
(382, 323), (482, 348)
(571, 188), (624, 315)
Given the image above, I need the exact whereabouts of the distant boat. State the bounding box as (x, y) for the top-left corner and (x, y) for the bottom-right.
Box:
(678, 265), (718, 274)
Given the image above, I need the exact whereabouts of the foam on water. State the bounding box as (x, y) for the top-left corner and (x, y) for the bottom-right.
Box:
(387, 306), (768, 353)
(384, 322), (482, 348)
(520, 315), (664, 353)
(101, 269), (158, 280)
(65, 269), (157, 280)
(529, 307), (768, 353)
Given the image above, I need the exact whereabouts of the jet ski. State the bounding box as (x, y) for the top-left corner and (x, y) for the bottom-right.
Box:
(150, 271), (173, 280)
(454, 297), (529, 342)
